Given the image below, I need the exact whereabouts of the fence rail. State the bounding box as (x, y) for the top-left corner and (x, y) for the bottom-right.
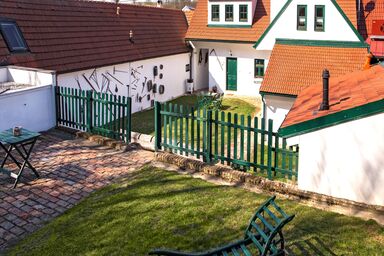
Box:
(155, 102), (299, 181)
(56, 86), (131, 142)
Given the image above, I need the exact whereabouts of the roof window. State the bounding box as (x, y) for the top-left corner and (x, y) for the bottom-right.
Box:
(0, 21), (28, 53)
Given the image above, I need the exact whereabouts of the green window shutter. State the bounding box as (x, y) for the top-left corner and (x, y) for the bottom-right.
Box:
(211, 5), (220, 22)
(297, 5), (307, 31)
(225, 5), (234, 22)
(315, 5), (325, 31)
(239, 5), (248, 22)
(254, 59), (265, 78)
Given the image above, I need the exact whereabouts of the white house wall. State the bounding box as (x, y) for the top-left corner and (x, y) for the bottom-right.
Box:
(296, 113), (384, 206)
(58, 53), (190, 113)
(0, 85), (56, 132)
(257, 0), (361, 50)
(191, 41), (271, 96)
(263, 94), (295, 131)
(270, 0), (288, 22)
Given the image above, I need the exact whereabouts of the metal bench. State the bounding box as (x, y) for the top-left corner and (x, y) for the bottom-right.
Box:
(149, 196), (295, 256)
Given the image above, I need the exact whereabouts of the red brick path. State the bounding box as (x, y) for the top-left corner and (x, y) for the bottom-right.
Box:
(0, 130), (153, 250)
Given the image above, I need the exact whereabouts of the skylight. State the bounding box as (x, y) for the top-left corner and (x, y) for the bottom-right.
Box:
(0, 21), (28, 52)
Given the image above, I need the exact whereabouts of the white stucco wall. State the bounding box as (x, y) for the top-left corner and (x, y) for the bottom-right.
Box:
(0, 66), (54, 86)
(263, 94), (296, 131)
(270, 0), (288, 22)
(191, 41), (271, 96)
(257, 0), (361, 50)
(295, 113), (384, 206)
(0, 85), (56, 132)
(58, 53), (190, 113)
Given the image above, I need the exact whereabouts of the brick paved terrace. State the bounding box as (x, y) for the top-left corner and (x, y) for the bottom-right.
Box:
(0, 129), (154, 251)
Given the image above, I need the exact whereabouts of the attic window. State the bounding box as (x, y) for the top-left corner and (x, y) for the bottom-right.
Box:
(211, 5), (220, 22)
(225, 5), (234, 22)
(315, 5), (325, 31)
(0, 21), (28, 52)
(297, 5), (307, 31)
(239, 5), (248, 22)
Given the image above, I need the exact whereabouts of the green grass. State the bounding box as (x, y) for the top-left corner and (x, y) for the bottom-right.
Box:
(7, 166), (384, 256)
(131, 95), (257, 135)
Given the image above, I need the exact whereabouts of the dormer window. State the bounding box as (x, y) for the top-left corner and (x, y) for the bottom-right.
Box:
(211, 5), (220, 22)
(0, 21), (28, 53)
(297, 5), (307, 31)
(315, 5), (325, 31)
(225, 5), (234, 22)
(239, 5), (248, 22)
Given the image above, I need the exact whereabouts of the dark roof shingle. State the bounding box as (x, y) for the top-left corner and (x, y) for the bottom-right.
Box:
(0, 0), (189, 73)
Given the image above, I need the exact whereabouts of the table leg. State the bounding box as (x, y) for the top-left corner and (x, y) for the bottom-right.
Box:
(13, 139), (39, 178)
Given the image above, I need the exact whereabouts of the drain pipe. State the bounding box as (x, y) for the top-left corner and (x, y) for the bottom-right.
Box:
(319, 69), (330, 111)
(188, 41), (196, 81)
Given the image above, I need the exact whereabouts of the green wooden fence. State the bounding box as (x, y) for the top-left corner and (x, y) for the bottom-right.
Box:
(155, 102), (299, 181)
(56, 86), (131, 142)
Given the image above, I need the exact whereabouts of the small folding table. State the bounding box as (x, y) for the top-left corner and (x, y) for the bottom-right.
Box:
(0, 128), (40, 188)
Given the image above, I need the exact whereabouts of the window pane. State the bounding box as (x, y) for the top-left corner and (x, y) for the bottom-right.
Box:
(0, 22), (27, 51)
(297, 6), (307, 31)
(315, 6), (324, 31)
(225, 5), (233, 21)
(211, 5), (220, 21)
(239, 5), (248, 22)
(254, 59), (265, 77)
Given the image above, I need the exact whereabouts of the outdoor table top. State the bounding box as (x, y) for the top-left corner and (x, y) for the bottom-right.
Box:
(0, 128), (40, 145)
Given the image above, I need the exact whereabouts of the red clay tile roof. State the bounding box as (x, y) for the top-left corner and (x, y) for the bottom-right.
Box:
(184, 10), (194, 25)
(186, 0), (270, 42)
(0, 0), (189, 73)
(358, 0), (384, 57)
(280, 64), (384, 129)
(337, 0), (358, 29)
(260, 41), (368, 96)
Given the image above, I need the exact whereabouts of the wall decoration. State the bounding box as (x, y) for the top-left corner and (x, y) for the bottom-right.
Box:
(89, 69), (100, 89)
(147, 95), (151, 101)
(82, 73), (96, 91)
(185, 64), (190, 72)
(205, 51), (208, 64)
(153, 66), (158, 77)
(199, 49), (203, 64)
(159, 64), (163, 70)
(101, 73), (111, 92)
(159, 73), (163, 79)
(75, 76), (82, 90)
(147, 80), (153, 92)
(159, 84), (165, 94)
(209, 49), (223, 71)
(152, 83), (157, 93)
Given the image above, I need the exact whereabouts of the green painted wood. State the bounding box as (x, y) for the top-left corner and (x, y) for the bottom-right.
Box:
(86, 90), (92, 132)
(206, 110), (212, 163)
(260, 118), (265, 172)
(226, 58), (237, 91)
(267, 119), (273, 180)
(246, 116), (251, 169)
(226, 112), (231, 166)
(240, 115), (244, 162)
(155, 101), (161, 151)
(185, 106), (189, 156)
(214, 110), (219, 161)
(202, 109), (207, 161)
(282, 138), (287, 175)
(174, 104), (179, 153)
(191, 106), (195, 156)
(163, 103), (168, 146)
(197, 108), (201, 157)
(233, 114), (238, 166)
(168, 103), (173, 151)
(253, 117), (258, 172)
(220, 111), (225, 164)
(179, 105), (183, 154)
(274, 132), (279, 177)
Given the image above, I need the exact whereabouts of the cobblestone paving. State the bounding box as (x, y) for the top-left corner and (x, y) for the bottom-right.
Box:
(0, 129), (153, 251)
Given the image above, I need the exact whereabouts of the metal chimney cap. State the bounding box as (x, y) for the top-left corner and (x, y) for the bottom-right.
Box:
(322, 69), (330, 78)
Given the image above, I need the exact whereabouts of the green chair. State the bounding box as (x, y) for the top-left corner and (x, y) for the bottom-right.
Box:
(149, 196), (295, 256)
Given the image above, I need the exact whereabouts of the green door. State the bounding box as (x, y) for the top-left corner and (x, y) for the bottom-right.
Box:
(226, 58), (237, 91)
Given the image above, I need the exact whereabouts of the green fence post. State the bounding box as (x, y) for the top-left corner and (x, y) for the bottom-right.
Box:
(127, 97), (132, 143)
(55, 86), (60, 128)
(267, 119), (273, 180)
(86, 90), (93, 133)
(205, 110), (213, 163)
(154, 101), (162, 151)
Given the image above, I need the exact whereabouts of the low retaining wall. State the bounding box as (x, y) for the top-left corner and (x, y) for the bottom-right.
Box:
(155, 151), (384, 224)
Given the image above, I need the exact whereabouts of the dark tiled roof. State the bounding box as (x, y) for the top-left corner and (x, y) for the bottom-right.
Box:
(260, 42), (368, 96)
(281, 64), (384, 129)
(186, 0), (270, 42)
(0, 0), (189, 73)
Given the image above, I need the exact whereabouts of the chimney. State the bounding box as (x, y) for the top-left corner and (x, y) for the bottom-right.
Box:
(157, 0), (163, 8)
(319, 69), (330, 111)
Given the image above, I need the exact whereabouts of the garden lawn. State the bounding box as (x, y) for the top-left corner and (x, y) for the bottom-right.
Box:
(131, 95), (257, 134)
(6, 166), (384, 256)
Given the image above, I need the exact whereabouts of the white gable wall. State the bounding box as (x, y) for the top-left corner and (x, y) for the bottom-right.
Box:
(295, 112), (384, 206)
(270, 0), (289, 22)
(257, 0), (361, 50)
(192, 41), (271, 96)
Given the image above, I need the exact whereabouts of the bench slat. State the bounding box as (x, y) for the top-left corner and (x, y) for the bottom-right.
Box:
(263, 206), (281, 225)
(239, 244), (252, 256)
(256, 213), (275, 232)
(251, 222), (268, 241)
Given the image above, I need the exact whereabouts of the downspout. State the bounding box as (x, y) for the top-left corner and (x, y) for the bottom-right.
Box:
(261, 93), (267, 120)
(188, 41), (196, 82)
